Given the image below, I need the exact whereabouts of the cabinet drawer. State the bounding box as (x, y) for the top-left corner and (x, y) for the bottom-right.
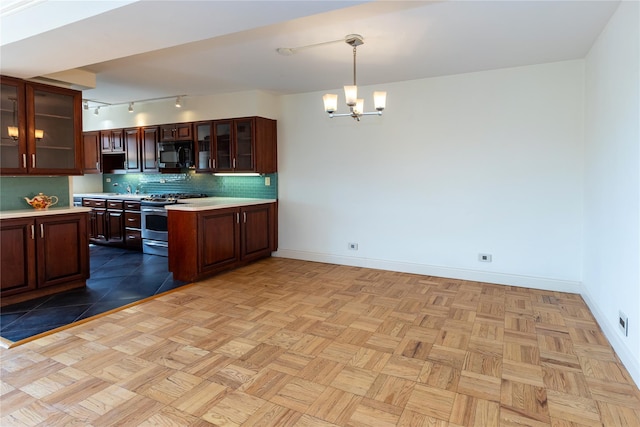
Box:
(83, 198), (106, 208)
(125, 229), (141, 247)
(124, 201), (141, 211)
(107, 200), (123, 210)
(124, 212), (141, 229)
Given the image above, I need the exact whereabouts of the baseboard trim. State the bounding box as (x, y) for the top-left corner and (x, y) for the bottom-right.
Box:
(273, 249), (582, 294)
(580, 286), (640, 388)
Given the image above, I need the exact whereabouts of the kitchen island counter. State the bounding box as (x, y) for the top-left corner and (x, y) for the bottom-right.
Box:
(0, 206), (91, 220)
(166, 197), (277, 211)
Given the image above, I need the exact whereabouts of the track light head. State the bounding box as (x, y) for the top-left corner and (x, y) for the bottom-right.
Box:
(175, 96), (182, 108)
(128, 102), (134, 113)
(94, 107), (99, 115)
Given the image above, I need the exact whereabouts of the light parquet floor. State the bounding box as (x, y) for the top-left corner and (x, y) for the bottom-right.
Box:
(1, 257), (639, 426)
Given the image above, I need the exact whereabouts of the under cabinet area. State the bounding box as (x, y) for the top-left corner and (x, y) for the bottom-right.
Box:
(0, 212), (90, 306)
(167, 201), (277, 282)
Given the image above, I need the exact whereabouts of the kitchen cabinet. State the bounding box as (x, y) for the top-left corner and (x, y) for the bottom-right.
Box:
(101, 129), (124, 153)
(83, 198), (107, 242)
(194, 121), (214, 172)
(168, 202), (277, 282)
(124, 128), (141, 172)
(214, 117), (277, 173)
(82, 131), (101, 174)
(83, 198), (125, 246)
(124, 200), (142, 248)
(1, 213), (90, 305)
(0, 76), (83, 175)
(106, 200), (125, 244)
(141, 126), (159, 173)
(160, 122), (192, 141)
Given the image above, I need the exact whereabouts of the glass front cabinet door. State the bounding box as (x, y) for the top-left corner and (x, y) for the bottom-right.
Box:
(0, 77), (26, 173)
(195, 121), (214, 172)
(0, 76), (82, 175)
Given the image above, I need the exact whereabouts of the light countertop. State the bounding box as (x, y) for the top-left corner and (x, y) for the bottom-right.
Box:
(0, 206), (91, 220)
(165, 197), (277, 211)
(74, 193), (149, 200)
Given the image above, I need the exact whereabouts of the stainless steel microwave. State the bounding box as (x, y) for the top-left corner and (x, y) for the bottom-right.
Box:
(157, 140), (194, 169)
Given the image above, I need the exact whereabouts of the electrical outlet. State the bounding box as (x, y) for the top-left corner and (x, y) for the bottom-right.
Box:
(105, 178), (111, 182)
(478, 253), (492, 262)
(265, 176), (271, 186)
(348, 242), (358, 250)
(619, 311), (629, 337)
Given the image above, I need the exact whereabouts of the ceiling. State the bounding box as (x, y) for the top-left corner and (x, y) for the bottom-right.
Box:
(0, 1), (620, 107)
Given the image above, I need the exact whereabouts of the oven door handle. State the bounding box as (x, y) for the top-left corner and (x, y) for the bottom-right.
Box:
(143, 240), (169, 248)
(142, 207), (168, 214)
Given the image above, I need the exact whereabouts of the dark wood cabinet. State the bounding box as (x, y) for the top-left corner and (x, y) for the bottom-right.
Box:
(1, 76), (82, 175)
(124, 201), (141, 248)
(0, 218), (36, 295)
(83, 198), (126, 246)
(106, 200), (124, 244)
(124, 128), (141, 172)
(141, 127), (159, 173)
(160, 122), (192, 141)
(101, 129), (124, 153)
(194, 121), (214, 172)
(82, 131), (101, 174)
(214, 117), (277, 173)
(199, 208), (240, 272)
(1, 213), (90, 304)
(240, 203), (273, 262)
(168, 202), (277, 282)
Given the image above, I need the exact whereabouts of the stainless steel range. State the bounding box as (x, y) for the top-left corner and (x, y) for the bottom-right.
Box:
(140, 193), (207, 256)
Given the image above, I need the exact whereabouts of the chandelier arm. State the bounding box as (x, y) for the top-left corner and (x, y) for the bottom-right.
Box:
(353, 46), (357, 86)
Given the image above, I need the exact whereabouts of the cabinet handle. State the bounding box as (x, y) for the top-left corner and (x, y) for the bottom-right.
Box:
(236, 213), (240, 223)
(233, 158), (236, 169)
(31, 224), (35, 240)
(212, 158), (215, 169)
(243, 212), (247, 223)
(96, 161), (99, 170)
(22, 154), (27, 168)
(31, 154), (36, 168)
(40, 223), (44, 239)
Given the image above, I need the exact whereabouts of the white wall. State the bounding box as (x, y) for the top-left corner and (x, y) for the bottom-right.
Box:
(82, 90), (279, 131)
(276, 60), (585, 292)
(583, 1), (640, 385)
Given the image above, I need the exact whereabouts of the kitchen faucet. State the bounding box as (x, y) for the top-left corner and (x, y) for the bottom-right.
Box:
(126, 184), (132, 194)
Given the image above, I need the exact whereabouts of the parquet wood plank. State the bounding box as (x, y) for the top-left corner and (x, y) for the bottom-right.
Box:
(0, 257), (638, 426)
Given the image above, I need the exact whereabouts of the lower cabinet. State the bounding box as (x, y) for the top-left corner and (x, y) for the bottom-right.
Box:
(124, 201), (142, 248)
(168, 202), (277, 282)
(83, 198), (127, 247)
(0, 213), (90, 304)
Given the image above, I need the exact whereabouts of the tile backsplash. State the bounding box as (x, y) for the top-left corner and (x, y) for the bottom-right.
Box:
(103, 172), (278, 199)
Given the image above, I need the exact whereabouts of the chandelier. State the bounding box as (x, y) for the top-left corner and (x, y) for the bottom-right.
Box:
(322, 34), (387, 121)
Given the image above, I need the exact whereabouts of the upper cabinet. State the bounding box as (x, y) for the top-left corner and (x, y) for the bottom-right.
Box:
(160, 122), (192, 141)
(214, 117), (277, 173)
(1, 76), (82, 175)
(194, 121), (214, 172)
(82, 131), (101, 174)
(100, 129), (124, 153)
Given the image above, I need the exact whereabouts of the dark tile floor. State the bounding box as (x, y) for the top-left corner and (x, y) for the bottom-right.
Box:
(0, 245), (189, 342)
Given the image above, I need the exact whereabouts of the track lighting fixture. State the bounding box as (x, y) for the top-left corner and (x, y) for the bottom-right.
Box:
(94, 107), (99, 115)
(83, 95), (187, 115)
